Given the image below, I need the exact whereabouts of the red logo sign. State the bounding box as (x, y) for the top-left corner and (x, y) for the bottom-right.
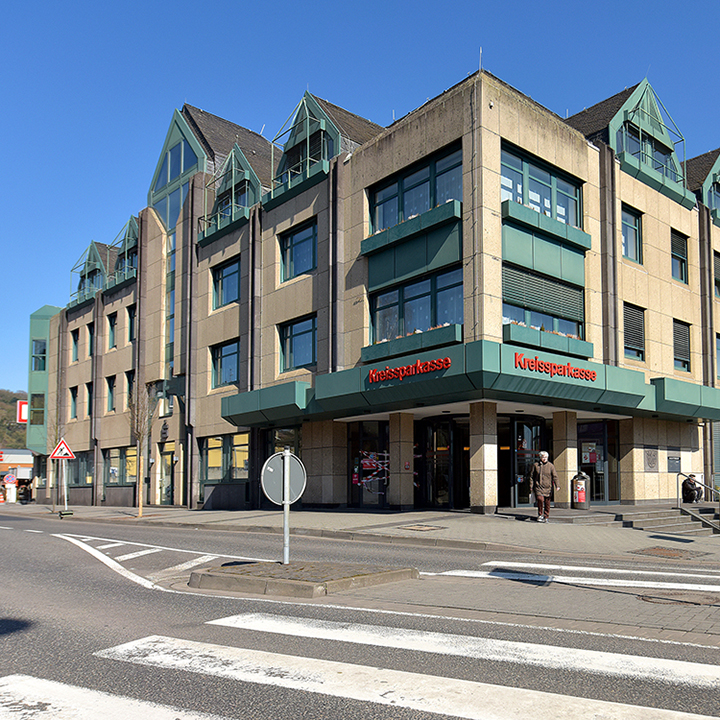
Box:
(369, 357), (451, 384)
(514, 352), (597, 382)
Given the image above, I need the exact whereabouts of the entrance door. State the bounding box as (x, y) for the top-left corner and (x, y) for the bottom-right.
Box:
(159, 442), (175, 505)
(498, 416), (547, 507)
(577, 421), (619, 504)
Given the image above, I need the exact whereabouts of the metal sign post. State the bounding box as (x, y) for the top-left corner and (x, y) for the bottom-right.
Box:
(50, 439), (76, 517)
(260, 447), (307, 565)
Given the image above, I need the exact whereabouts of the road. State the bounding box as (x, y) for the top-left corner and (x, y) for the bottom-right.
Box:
(1, 512), (720, 718)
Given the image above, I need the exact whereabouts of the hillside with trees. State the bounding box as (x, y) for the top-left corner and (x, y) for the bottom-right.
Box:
(0, 390), (28, 449)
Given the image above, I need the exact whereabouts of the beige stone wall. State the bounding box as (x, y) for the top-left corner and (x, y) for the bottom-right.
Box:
(301, 419), (347, 504)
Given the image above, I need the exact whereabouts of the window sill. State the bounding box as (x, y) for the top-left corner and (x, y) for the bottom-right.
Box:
(501, 200), (591, 251)
(502, 323), (593, 359)
(198, 210), (250, 247)
(361, 324), (463, 363)
(361, 200), (462, 256)
(262, 161), (329, 212)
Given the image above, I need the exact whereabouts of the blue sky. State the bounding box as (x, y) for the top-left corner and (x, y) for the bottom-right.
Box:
(1, 0), (719, 393)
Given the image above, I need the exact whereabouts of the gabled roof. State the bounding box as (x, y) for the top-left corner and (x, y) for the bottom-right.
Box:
(311, 95), (384, 146)
(565, 84), (639, 140)
(181, 104), (275, 188)
(91, 242), (119, 275)
(684, 148), (720, 194)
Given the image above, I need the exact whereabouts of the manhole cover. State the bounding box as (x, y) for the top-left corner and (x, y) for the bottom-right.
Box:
(401, 525), (446, 532)
(640, 592), (719, 606)
(630, 546), (708, 560)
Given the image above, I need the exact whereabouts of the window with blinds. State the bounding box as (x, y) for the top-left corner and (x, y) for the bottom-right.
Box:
(673, 320), (690, 372)
(714, 252), (720, 298)
(671, 230), (687, 284)
(623, 303), (645, 361)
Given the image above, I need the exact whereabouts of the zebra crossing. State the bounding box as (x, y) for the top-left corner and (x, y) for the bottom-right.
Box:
(4, 610), (719, 719)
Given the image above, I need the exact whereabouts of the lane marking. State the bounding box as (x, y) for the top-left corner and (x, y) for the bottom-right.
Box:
(97, 542), (127, 549)
(95, 635), (717, 720)
(0, 674), (229, 719)
(114, 548), (163, 562)
(147, 554), (218, 582)
(23, 529), (43, 534)
(481, 561), (720, 581)
(208, 613), (720, 688)
(434, 569), (720, 592)
(0, 527), (12, 530)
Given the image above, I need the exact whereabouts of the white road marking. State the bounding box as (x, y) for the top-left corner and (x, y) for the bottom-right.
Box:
(114, 547), (163, 562)
(147, 554), (218, 582)
(208, 613), (720, 688)
(0, 674), (229, 719)
(481, 560), (720, 581)
(0, 527), (12, 530)
(97, 542), (127, 549)
(95, 635), (717, 719)
(435, 568), (720, 592)
(23, 529), (43, 533)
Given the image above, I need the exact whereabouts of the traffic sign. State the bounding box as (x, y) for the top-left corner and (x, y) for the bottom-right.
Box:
(16, 400), (28, 424)
(3, 474), (17, 485)
(50, 439), (76, 460)
(261, 451), (306, 505)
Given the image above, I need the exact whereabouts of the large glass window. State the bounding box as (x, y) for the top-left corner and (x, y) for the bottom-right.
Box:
(211, 339), (239, 388)
(281, 222), (316, 281)
(624, 303), (645, 361)
(280, 316), (316, 371)
(671, 230), (688, 284)
(154, 140), (198, 193)
(617, 123), (681, 183)
(501, 149), (580, 227)
(31, 339), (46, 371)
(104, 447), (136, 485)
(200, 433), (249, 484)
(673, 320), (691, 372)
(622, 207), (642, 264)
(371, 267), (463, 343)
(708, 183), (720, 212)
(372, 146), (462, 233)
(153, 182), (189, 230)
(213, 258), (240, 309)
(29, 394), (44, 425)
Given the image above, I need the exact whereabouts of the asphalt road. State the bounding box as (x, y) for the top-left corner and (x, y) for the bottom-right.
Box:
(2, 513), (720, 719)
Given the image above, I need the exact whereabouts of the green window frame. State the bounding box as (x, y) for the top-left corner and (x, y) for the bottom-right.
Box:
(280, 315), (317, 371)
(371, 267), (463, 343)
(211, 339), (239, 388)
(673, 320), (691, 372)
(106, 376), (116, 413)
(70, 386), (78, 419)
(616, 122), (681, 183)
(128, 305), (136, 342)
(622, 206), (642, 264)
(29, 393), (44, 425)
(71, 329), (79, 362)
(108, 313), (117, 349)
(501, 264), (584, 340)
(371, 145), (462, 233)
(200, 433), (249, 486)
(31, 339), (46, 372)
(281, 221), (317, 281)
(708, 182), (720, 212)
(500, 148), (580, 228)
(671, 230), (688, 284)
(212, 258), (240, 309)
(623, 303), (645, 361)
(154, 139), (198, 193)
(104, 447), (137, 486)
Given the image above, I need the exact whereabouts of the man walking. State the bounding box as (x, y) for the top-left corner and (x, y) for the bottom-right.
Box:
(531, 451), (558, 523)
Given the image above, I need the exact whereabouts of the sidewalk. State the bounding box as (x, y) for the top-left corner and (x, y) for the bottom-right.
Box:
(3, 500), (720, 564)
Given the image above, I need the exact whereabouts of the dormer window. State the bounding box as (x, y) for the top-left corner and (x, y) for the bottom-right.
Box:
(217, 182), (248, 220)
(616, 122), (680, 183)
(708, 182), (720, 212)
(277, 130), (333, 186)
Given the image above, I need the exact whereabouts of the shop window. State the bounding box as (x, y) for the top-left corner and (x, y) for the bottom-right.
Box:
(106, 448), (121, 484)
(371, 267), (463, 343)
(212, 258), (240, 309)
(29, 394), (44, 425)
(200, 433), (249, 486)
(281, 221), (316, 281)
(211, 339), (239, 388)
(108, 313), (117, 349)
(70, 387), (78, 419)
(622, 207), (642, 264)
(127, 305), (136, 342)
(671, 230), (687, 283)
(106, 376), (116, 413)
(501, 148), (580, 227)
(67, 452), (93, 486)
(280, 316), (316, 371)
(104, 447), (136, 485)
(673, 320), (690, 372)
(623, 303), (645, 361)
(31, 339), (46, 372)
(502, 265), (584, 339)
(371, 146), (462, 233)
(71, 329), (79, 362)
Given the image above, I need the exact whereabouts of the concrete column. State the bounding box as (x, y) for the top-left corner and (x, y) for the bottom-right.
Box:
(300, 420), (348, 505)
(552, 411), (577, 508)
(618, 418), (641, 503)
(469, 401), (497, 514)
(388, 413), (414, 509)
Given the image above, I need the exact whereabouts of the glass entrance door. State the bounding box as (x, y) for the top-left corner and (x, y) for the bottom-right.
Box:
(577, 421), (619, 504)
(159, 441), (174, 505)
(498, 416), (547, 507)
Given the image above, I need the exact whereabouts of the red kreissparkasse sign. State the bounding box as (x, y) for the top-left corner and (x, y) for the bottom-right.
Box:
(368, 357), (452, 383)
(514, 352), (597, 382)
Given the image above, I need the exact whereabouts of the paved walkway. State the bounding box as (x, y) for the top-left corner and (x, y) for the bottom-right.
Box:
(3, 500), (720, 563)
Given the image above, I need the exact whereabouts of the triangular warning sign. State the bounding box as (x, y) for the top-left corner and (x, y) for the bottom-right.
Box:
(50, 438), (76, 460)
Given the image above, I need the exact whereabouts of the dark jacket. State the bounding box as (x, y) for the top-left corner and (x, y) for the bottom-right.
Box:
(531, 460), (558, 498)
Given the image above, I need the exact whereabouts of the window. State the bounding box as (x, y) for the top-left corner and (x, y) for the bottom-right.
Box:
(716, 335), (720, 379)
(104, 447), (137, 486)
(154, 139), (197, 193)
(621, 207), (642, 264)
(371, 267), (463, 343)
(281, 222), (316, 280)
(216, 182), (248, 220)
(673, 320), (691, 372)
(31, 339), (46, 371)
(106, 376), (116, 413)
(623, 303), (645, 361)
(126, 370), (135, 409)
(211, 340), (239, 388)
(502, 265), (584, 339)
(87, 323), (94, 357)
(280, 316), (316, 371)
(86, 382), (93, 417)
(71, 329), (79, 362)
(108, 313), (117, 349)
(372, 146), (462, 233)
(616, 123), (681, 183)
(70, 387), (78, 419)
(29, 394), (44, 425)
(277, 130), (333, 186)
(671, 231), (687, 283)
(127, 305), (136, 342)
(212, 258), (240, 309)
(708, 182), (720, 212)
(501, 149), (580, 227)
(200, 433), (249, 489)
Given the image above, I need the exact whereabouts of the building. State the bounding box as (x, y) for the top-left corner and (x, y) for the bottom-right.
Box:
(28, 71), (720, 512)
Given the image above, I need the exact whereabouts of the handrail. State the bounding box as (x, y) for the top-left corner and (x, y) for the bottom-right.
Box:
(676, 472), (720, 534)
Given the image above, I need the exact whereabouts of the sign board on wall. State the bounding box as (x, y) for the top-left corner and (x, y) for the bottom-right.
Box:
(16, 401), (27, 424)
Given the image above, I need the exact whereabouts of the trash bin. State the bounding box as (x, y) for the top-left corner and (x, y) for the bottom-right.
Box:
(572, 472), (590, 510)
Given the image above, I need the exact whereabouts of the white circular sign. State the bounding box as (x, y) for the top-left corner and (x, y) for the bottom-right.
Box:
(260, 451), (307, 505)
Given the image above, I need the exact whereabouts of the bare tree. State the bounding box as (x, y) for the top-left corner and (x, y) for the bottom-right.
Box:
(127, 381), (159, 518)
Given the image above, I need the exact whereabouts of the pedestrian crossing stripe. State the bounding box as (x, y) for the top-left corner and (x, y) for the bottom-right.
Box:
(94, 635), (717, 720)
